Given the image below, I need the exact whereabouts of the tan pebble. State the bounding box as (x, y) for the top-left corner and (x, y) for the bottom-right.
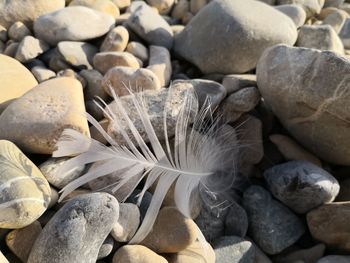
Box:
(101, 26), (129, 52)
(172, 0), (190, 19)
(112, 245), (168, 263)
(69, 0), (120, 18)
(126, 41), (148, 62)
(93, 51), (140, 74)
(147, 45), (172, 87)
(8, 21), (31, 42)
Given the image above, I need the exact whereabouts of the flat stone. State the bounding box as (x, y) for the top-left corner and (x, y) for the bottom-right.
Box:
(0, 0), (65, 29)
(126, 41), (149, 62)
(0, 54), (37, 109)
(27, 193), (119, 263)
(222, 74), (257, 94)
(243, 185), (305, 255)
(69, 0), (120, 18)
(174, 0), (297, 74)
(112, 245), (168, 263)
(100, 26), (129, 52)
(57, 41), (98, 70)
(0, 77), (89, 154)
(15, 36), (49, 62)
(264, 160), (339, 213)
(272, 243), (325, 263)
(307, 202), (350, 252)
(214, 236), (255, 263)
(126, 2), (174, 49)
(34, 6), (115, 46)
(93, 52), (140, 74)
(5, 221), (42, 263)
(0, 140), (51, 228)
(317, 255), (350, 263)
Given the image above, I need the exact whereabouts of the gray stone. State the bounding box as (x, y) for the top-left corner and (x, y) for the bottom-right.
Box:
(322, 9), (348, 33)
(297, 25), (344, 54)
(34, 6), (115, 46)
(147, 45), (172, 87)
(100, 26), (129, 52)
(93, 52), (140, 74)
(275, 4), (307, 27)
(256, 44), (350, 165)
(222, 74), (257, 94)
(15, 36), (49, 62)
(224, 201), (248, 237)
(80, 69), (109, 101)
(8, 22), (32, 42)
(27, 193), (119, 263)
(243, 185), (305, 255)
(318, 256), (350, 263)
(174, 0), (297, 74)
(264, 160), (339, 213)
(214, 236), (255, 263)
(57, 41), (98, 70)
(272, 243), (326, 263)
(324, 0), (344, 8)
(39, 157), (85, 189)
(276, 0), (325, 17)
(339, 18), (350, 49)
(97, 236), (114, 260)
(126, 2), (174, 49)
(126, 41), (148, 62)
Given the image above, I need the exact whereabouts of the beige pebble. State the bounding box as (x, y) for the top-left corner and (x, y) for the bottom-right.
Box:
(93, 51), (140, 74)
(147, 45), (172, 87)
(101, 26), (129, 52)
(69, 0), (120, 18)
(8, 21), (32, 42)
(126, 41), (148, 62)
(113, 245), (168, 263)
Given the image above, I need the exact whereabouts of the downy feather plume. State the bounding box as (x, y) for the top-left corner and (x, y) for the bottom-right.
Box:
(53, 84), (237, 244)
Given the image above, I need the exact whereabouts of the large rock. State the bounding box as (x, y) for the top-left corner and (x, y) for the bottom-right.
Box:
(0, 140), (51, 229)
(0, 77), (89, 154)
(0, 0), (65, 29)
(28, 193), (119, 263)
(174, 0), (297, 74)
(0, 54), (38, 111)
(256, 44), (350, 165)
(34, 6), (115, 46)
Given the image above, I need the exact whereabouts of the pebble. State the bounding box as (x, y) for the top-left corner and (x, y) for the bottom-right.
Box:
(214, 236), (255, 263)
(317, 255), (350, 263)
(256, 44), (350, 165)
(272, 243), (325, 263)
(5, 221), (42, 262)
(126, 2), (174, 49)
(174, 0), (297, 74)
(112, 0), (131, 10)
(0, 77), (89, 154)
(269, 134), (322, 166)
(275, 4), (307, 27)
(147, 45), (172, 87)
(243, 185), (305, 255)
(31, 66), (56, 83)
(39, 157), (85, 189)
(296, 25), (344, 54)
(15, 36), (49, 63)
(171, 0), (190, 19)
(0, 140), (51, 228)
(112, 245), (168, 263)
(34, 6), (115, 46)
(146, 0), (175, 14)
(126, 41), (149, 62)
(322, 9), (348, 33)
(3, 42), (19, 57)
(224, 201), (249, 237)
(57, 41), (98, 70)
(126, 189), (153, 219)
(93, 52), (140, 74)
(102, 66), (161, 96)
(28, 193), (119, 263)
(0, 251), (7, 263)
(100, 26), (129, 52)
(264, 160), (339, 213)
(69, 0), (120, 18)
(277, 0), (324, 17)
(307, 202), (350, 253)
(111, 203), (140, 242)
(141, 207), (198, 253)
(0, 0), (65, 29)
(339, 18), (350, 49)
(80, 69), (109, 101)
(98, 236), (114, 260)
(8, 22), (32, 42)
(222, 74), (257, 94)
(190, 0), (207, 14)
(0, 54), (37, 109)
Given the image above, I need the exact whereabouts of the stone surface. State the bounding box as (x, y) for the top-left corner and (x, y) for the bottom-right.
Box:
(5, 221), (42, 263)
(80, 69), (109, 101)
(98, 236), (114, 260)
(141, 207), (198, 253)
(31, 66), (56, 83)
(0, 54), (38, 109)
(111, 203), (140, 242)
(8, 22), (32, 42)
(100, 26), (129, 52)
(296, 25), (344, 54)
(34, 6), (115, 46)
(270, 134), (322, 166)
(57, 41), (98, 70)
(214, 236), (255, 263)
(126, 41), (149, 62)
(272, 243), (325, 263)
(28, 193), (119, 263)
(275, 4), (306, 27)
(339, 18), (350, 49)
(0, 0), (65, 29)
(93, 52), (140, 74)
(174, 0), (297, 74)
(0, 140), (51, 228)
(146, 0), (175, 14)
(222, 74), (257, 94)
(0, 77), (89, 154)
(225, 201), (248, 237)
(243, 185), (305, 255)
(102, 66), (161, 96)
(15, 36), (49, 62)
(172, 0), (190, 19)
(112, 245), (168, 263)
(317, 256), (350, 263)
(69, 0), (120, 18)
(264, 160), (339, 213)
(112, 0), (131, 10)
(39, 157), (85, 189)
(322, 9), (348, 33)
(256, 44), (350, 165)
(277, 0), (325, 17)
(127, 2), (174, 49)
(147, 45), (172, 87)
(307, 202), (350, 252)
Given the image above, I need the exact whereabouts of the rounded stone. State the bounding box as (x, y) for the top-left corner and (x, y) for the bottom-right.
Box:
(174, 0), (297, 74)
(275, 4), (307, 27)
(15, 36), (50, 63)
(27, 193), (119, 263)
(33, 6), (115, 46)
(0, 140), (51, 229)
(214, 236), (255, 263)
(147, 45), (172, 87)
(100, 26), (129, 52)
(112, 245), (168, 263)
(0, 77), (89, 154)
(126, 41), (149, 62)
(256, 44), (350, 165)
(102, 66), (161, 96)
(146, 0), (175, 14)
(8, 22), (32, 42)
(69, 0), (120, 18)
(317, 256), (350, 263)
(93, 52), (140, 74)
